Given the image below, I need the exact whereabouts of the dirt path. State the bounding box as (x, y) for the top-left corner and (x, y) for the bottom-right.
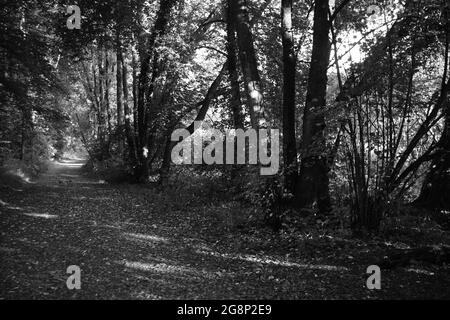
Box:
(1, 159), (450, 299)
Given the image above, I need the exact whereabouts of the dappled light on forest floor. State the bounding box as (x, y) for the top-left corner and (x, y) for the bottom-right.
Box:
(94, 223), (123, 230)
(54, 160), (85, 168)
(123, 232), (170, 244)
(22, 212), (58, 219)
(195, 249), (349, 272)
(406, 268), (435, 276)
(0, 199), (24, 211)
(2, 154), (450, 299)
(57, 163), (83, 167)
(118, 260), (217, 280)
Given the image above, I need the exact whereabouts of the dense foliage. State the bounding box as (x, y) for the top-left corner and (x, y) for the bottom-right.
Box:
(1, 0), (449, 236)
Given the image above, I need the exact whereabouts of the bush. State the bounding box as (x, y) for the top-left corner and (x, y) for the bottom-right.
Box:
(83, 156), (132, 183)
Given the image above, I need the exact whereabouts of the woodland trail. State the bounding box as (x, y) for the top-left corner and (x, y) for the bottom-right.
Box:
(1, 159), (450, 299)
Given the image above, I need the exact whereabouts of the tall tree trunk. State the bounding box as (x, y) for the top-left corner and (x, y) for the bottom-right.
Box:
(96, 45), (106, 158)
(132, 50), (138, 137)
(135, 0), (177, 182)
(159, 111), (176, 186)
(226, 0), (245, 182)
(118, 38), (137, 163)
(104, 49), (112, 156)
(226, 0), (244, 129)
(116, 30), (123, 154)
(295, 0), (332, 214)
(230, 0), (264, 128)
(281, 0), (298, 197)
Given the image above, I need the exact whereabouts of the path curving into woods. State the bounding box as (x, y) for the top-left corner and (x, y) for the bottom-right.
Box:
(1, 159), (450, 299)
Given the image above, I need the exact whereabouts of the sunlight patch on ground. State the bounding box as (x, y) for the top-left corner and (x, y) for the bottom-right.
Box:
(196, 249), (348, 272)
(384, 241), (411, 250)
(406, 268), (435, 276)
(0, 199), (23, 211)
(0, 203), (24, 211)
(123, 232), (169, 244)
(7, 205), (24, 211)
(70, 196), (87, 200)
(56, 162), (84, 168)
(132, 290), (163, 300)
(15, 169), (32, 183)
(118, 260), (217, 279)
(22, 212), (58, 219)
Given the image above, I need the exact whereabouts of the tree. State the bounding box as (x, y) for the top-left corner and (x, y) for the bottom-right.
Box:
(281, 0), (298, 198)
(230, 0), (264, 128)
(226, 0), (244, 130)
(416, 4), (450, 211)
(295, 0), (332, 214)
(135, 0), (178, 181)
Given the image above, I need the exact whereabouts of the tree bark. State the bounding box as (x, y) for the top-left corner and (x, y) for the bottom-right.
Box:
(132, 51), (138, 137)
(295, 0), (332, 214)
(135, 0), (177, 181)
(226, 0), (244, 129)
(281, 0), (298, 197)
(116, 30), (123, 154)
(118, 38), (138, 163)
(104, 49), (112, 155)
(230, 0), (264, 128)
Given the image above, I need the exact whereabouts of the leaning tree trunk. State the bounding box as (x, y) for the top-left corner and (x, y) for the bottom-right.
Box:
(295, 0), (332, 214)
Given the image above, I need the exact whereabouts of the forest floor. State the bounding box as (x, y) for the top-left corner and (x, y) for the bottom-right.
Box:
(1, 159), (450, 299)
